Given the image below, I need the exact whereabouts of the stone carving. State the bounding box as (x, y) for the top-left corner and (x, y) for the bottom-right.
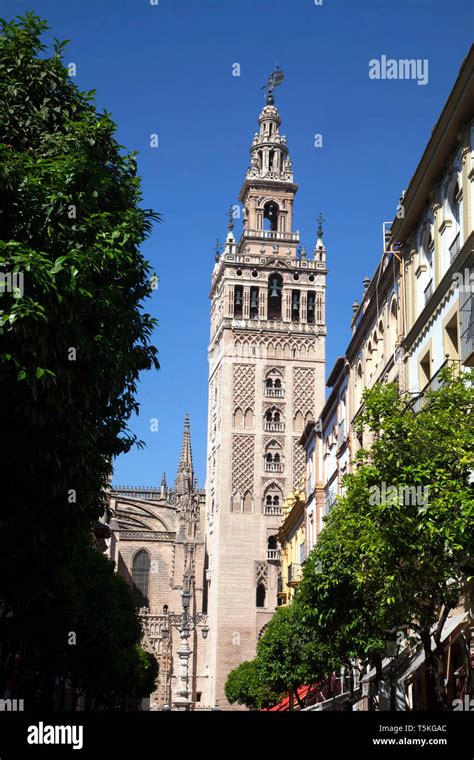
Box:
(255, 561), (268, 589)
(232, 434), (254, 495)
(234, 333), (316, 360)
(293, 437), (306, 491)
(293, 367), (315, 417)
(119, 530), (175, 541)
(233, 364), (256, 412)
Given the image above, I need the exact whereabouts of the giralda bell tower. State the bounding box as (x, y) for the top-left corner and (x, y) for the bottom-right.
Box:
(204, 80), (327, 709)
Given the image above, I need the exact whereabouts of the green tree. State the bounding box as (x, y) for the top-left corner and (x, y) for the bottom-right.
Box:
(299, 368), (473, 710)
(225, 659), (280, 710)
(255, 604), (336, 709)
(0, 12), (159, 706)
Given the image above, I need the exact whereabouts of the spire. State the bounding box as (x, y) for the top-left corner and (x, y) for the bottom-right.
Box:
(237, 75), (299, 259)
(175, 413), (194, 496)
(160, 472), (167, 498)
(314, 213), (326, 262)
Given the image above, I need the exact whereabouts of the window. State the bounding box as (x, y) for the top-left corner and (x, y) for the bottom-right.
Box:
(307, 291), (316, 323)
(299, 542), (305, 565)
(234, 285), (243, 318)
(291, 290), (300, 321)
(263, 200), (279, 231)
(263, 483), (283, 513)
(389, 298), (398, 353)
(443, 312), (459, 361)
(250, 287), (259, 319)
(256, 583), (266, 608)
(132, 550), (150, 607)
(268, 273), (283, 320)
(264, 440), (283, 471)
(243, 491), (253, 513)
(419, 347), (431, 388)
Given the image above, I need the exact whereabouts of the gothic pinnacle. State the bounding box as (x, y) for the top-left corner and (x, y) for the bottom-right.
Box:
(175, 413), (194, 496)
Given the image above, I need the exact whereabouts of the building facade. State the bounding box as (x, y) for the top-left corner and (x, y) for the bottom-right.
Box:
(108, 416), (210, 710)
(277, 487), (305, 607)
(204, 92), (327, 708)
(296, 46), (474, 711)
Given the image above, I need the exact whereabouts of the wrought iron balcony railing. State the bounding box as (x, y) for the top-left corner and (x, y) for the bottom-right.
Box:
(449, 231), (461, 264)
(287, 563), (302, 586)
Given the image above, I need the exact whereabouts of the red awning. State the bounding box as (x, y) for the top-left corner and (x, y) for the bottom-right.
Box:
(264, 684), (314, 711)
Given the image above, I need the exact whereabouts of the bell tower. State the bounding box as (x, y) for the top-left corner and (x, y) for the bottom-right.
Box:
(204, 85), (327, 709)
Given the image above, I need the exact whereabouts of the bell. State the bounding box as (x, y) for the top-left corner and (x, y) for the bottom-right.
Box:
(269, 277), (281, 298)
(235, 290), (243, 306)
(308, 294), (315, 311)
(292, 294), (299, 311)
(250, 290), (259, 309)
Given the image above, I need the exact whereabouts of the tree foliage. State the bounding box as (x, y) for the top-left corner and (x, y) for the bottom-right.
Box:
(225, 659), (280, 710)
(0, 12), (159, 706)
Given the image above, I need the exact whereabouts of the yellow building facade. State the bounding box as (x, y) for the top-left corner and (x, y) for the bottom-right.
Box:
(277, 486), (306, 606)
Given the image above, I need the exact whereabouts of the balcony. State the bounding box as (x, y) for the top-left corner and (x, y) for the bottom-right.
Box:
(460, 291), (474, 366)
(277, 591), (287, 607)
(264, 421), (285, 432)
(287, 563), (302, 587)
(407, 358), (460, 413)
(424, 279), (433, 304)
(264, 387), (284, 398)
(263, 504), (283, 516)
(265, 462), (284, 473)
(267, 549), (280, 562)
(449, 231), (461, 264)
(243, 229), (300, 243)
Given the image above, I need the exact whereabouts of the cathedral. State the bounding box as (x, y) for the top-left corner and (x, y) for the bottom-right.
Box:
(108, 416), (209, 710)
(109, 87), (327, 710)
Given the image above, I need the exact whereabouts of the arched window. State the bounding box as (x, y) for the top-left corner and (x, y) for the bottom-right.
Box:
(307, 291), (316, 324)
(389, 298), (398, 352)
(263, 200), (279, 231)
(256, 583), (266, 608)
(264, 441), (283, 471)
(243, 491), (253, 513)
(294, 410), (304, 432)
(291, 290), (300, 321)
(132, 549), (150, 608)
(250, 286), (259, 319)
(234, 285), (243, 318)
(268, 273), (283, 320)
(263, 483), (283, 513)
(355, 362), (363, 412)
(264, 369), (284, 397)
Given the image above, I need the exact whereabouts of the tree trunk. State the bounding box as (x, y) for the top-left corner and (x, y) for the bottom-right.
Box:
(420, 631), (445, 711)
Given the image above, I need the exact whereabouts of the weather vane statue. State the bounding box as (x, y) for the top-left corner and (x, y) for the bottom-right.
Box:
(262, 64), (284, 104)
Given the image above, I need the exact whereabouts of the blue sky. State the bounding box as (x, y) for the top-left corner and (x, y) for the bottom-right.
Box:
(4, 0), (472, 487)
